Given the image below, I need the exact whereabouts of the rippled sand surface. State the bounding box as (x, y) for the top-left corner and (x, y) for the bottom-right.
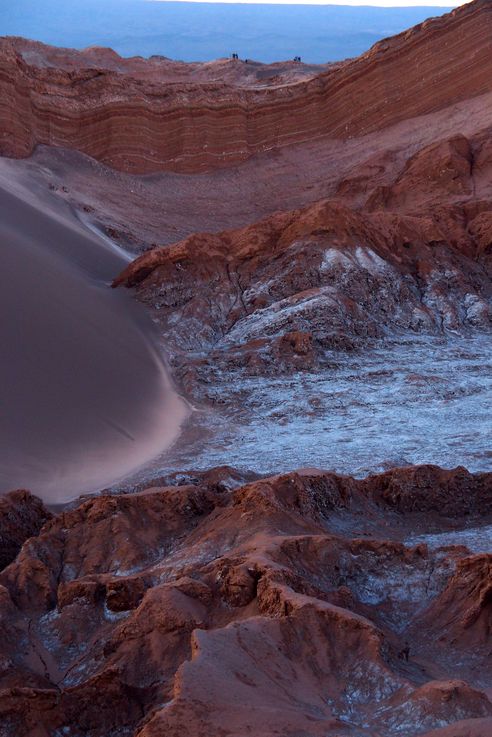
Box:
(0, 174), (187, 503)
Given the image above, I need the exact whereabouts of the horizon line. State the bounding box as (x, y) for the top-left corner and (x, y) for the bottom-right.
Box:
(145, 0), (463, 7)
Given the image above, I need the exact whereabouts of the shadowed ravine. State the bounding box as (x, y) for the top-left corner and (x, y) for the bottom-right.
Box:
(0, 176), (188, 504)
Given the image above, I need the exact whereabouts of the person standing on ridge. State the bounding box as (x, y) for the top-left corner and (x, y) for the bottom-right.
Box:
(401, 642), (410, 662)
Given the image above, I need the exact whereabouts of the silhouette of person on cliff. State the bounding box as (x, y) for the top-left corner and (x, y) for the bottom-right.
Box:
(400, 642), (410, 662)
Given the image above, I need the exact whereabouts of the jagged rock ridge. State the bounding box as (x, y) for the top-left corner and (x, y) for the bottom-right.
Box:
(114, 144), (492, 394)
(0, 466), (491, 736)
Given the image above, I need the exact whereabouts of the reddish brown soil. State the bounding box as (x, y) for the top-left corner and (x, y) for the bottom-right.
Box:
(0, 466), (491, 737)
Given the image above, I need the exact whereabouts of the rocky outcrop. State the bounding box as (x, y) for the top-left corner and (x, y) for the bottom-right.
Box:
(114, 192), (492, 395)
(1, 0), (492, 173)
(0, 490), (51, 570)
(415, 554), (492, 648)
(0, 466), (490, 736)
(366, 465), (492, 516)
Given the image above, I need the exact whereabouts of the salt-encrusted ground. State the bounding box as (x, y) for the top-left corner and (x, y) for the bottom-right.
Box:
(133, 334), (491, 484)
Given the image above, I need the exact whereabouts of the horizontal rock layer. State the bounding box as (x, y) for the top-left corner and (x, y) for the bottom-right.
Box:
(1, 0), (492, 173)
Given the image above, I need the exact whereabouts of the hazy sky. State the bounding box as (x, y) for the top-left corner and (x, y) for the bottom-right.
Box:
(149, 0), (463, 6)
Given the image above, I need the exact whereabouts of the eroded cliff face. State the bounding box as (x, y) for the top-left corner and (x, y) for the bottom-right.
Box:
(113, 132), (492, 397)
(0, 467), (491, 737)
(1, 0), (492, 173)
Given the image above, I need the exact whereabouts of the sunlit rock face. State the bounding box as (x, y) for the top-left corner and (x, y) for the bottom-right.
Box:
(0, 178), (187, 504)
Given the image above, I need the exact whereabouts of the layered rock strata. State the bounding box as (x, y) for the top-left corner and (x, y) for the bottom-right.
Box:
(1, 0), (492, 173)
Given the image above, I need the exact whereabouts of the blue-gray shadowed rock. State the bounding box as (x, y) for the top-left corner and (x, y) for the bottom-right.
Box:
(0, 0), (453, 63)
(0, 175), (187, 503)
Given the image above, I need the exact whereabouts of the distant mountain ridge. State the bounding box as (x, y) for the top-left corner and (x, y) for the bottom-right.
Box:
(0, 0), (453, 63)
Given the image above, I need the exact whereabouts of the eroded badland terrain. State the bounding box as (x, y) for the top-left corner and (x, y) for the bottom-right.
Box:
(1, 2), (492, 735)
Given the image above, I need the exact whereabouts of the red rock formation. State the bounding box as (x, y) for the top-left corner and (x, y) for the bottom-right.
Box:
(0, 467), (490, 736)
(365, 465), (492, 516)
(415, 554), (492, 647)
(0, 490), (51, 570)
(113, 192), (492, 396)
(1, 0), (492, 173)
(371, 134), (474, 210)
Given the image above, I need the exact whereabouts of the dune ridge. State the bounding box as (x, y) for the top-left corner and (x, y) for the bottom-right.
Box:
(0, 175), (188, 503)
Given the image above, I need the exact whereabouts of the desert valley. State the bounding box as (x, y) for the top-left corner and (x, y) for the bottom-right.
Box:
(0, 1), (491, 735)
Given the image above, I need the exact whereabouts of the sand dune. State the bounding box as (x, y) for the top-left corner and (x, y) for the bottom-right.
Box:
(0, 173), (187, 503)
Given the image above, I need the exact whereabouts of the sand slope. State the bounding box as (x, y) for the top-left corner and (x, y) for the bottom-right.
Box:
(0, 174), (187, 503)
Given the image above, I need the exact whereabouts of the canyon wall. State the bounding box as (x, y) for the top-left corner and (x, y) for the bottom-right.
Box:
(1, 0), (492, 173)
